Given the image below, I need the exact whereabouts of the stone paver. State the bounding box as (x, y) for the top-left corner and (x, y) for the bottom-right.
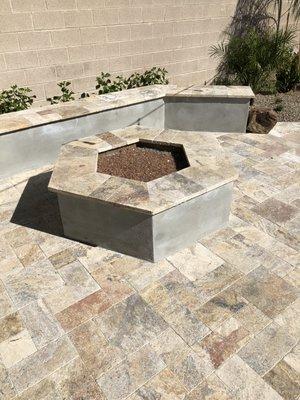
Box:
(0, 124), (299, 399)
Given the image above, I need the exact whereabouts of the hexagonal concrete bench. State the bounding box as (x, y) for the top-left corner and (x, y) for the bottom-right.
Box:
(48, 126), (238, 261)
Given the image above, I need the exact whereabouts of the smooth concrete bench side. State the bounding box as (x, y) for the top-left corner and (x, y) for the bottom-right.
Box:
(164, 96), (250, 133)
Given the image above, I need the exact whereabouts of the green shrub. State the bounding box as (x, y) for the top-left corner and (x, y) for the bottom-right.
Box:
(95, 67), (169, 94)
(210, 29), (297, 93)
(139, 67), (169, 86)
(276, 52), (300, 92)
(95, 72), (126, 94)
(47, 81), (75, 105)
(0, 85), (36, 114)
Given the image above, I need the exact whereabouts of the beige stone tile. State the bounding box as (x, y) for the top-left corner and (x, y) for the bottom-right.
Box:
(50, 357), (105, 400)
(3, 259), (64, 308)
(69, 319), (124, 378)
(14, 243), (45, 267)
(194, 288), (248, 330)
(284, 344), (300, 374)
(274, 298), (300, 340)
(3, 226), (31, 248)
(125, 258), (174, 291)
(0, 311), (23, 343)
(184, 374), (234, 400)
(216, 355), (283, 400)
(167, 242), (224, 281)
(172, 349), (215, 391)
(0, 361), (15, 399)
(92, 262), (134, 304)
(55, 289), (112, 332)
(0, 255), (23, 279)
(0, 281), (14, 318)
(0, 329), (36, 368)
(9, 336), (77, 393)
(48, 247), (77, 269)
(78, 246), (123, 273)
(234, 302), (271, 336)
(0, 186), (20, 206)
(19, 299), (64, 349)
(142, 282), (210, 346)
(193, 263), (244, 304)
(252, 198), (298, 226)
(132, 368), (187, 400)
(97, 343), (165, 400)
(44, 260), (100, 314)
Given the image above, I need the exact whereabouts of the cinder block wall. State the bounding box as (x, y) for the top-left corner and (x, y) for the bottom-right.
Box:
(0, 0), (298, 106)
(0, 0), (239, 106)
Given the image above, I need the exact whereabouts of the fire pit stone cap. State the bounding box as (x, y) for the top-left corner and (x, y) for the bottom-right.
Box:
(48, 125), (238, 215)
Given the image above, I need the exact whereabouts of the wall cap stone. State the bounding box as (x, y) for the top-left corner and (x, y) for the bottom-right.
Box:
(0, 84), (254, 136)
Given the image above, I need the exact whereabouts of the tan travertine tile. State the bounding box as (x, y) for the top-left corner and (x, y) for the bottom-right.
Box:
(274, 298), (300, 340)
(194, 288), (248, 330)
(14, 243), (45, 267)
(184, 374), (234, 400)
(284, 344), (300, 374)
(0, 121), (298, 399)
(0, 281), (14, 318)
(235, 266), (298, 319)
(97, 343), (165, 400)
(167, 242), (224, 281)
(142, 282), (210, 346)
(216, 355), (282, 400)
(3, 259), (64, 308)
(131, 368), (187, 400)
(69, 319), (124, 378)
(125, 259), (174, 291)
(264, 359), (300, 400)
(9, 336), (77, 393)
(44, 260), (100, 314)
(0, 329), (36, 368)
(55, 289), (112, 332)
(193, 316), (250, 369)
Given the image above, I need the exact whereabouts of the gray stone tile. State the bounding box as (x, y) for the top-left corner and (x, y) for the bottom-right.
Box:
(3, 260), (64, 308)
(216, 355), (283, 400)
(95, 293), (168, 354)
(184, 374), (234, 400)
(19, 299), (64, 349)
(235, 266), (298, 318)
(238, 322), (297, 376)
(97, 343), (165, 400)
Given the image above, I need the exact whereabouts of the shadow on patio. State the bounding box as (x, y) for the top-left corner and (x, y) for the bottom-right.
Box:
(10, 171), (64, 238)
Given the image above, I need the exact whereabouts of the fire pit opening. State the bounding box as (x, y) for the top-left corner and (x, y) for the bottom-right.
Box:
(97, 140), (190, 182)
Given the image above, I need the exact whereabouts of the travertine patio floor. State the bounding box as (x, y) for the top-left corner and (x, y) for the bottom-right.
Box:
(0, 123), (299, 400)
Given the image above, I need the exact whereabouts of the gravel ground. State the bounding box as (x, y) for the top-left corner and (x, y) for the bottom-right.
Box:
(97, 142), (188, 182)
(253, 91), (300, 122)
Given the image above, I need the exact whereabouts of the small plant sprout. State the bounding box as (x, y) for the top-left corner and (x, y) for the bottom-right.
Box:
(47, 81), (75, 105)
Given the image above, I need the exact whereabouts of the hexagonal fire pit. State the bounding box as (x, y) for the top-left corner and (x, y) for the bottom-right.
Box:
(49, 126), (238, 261)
